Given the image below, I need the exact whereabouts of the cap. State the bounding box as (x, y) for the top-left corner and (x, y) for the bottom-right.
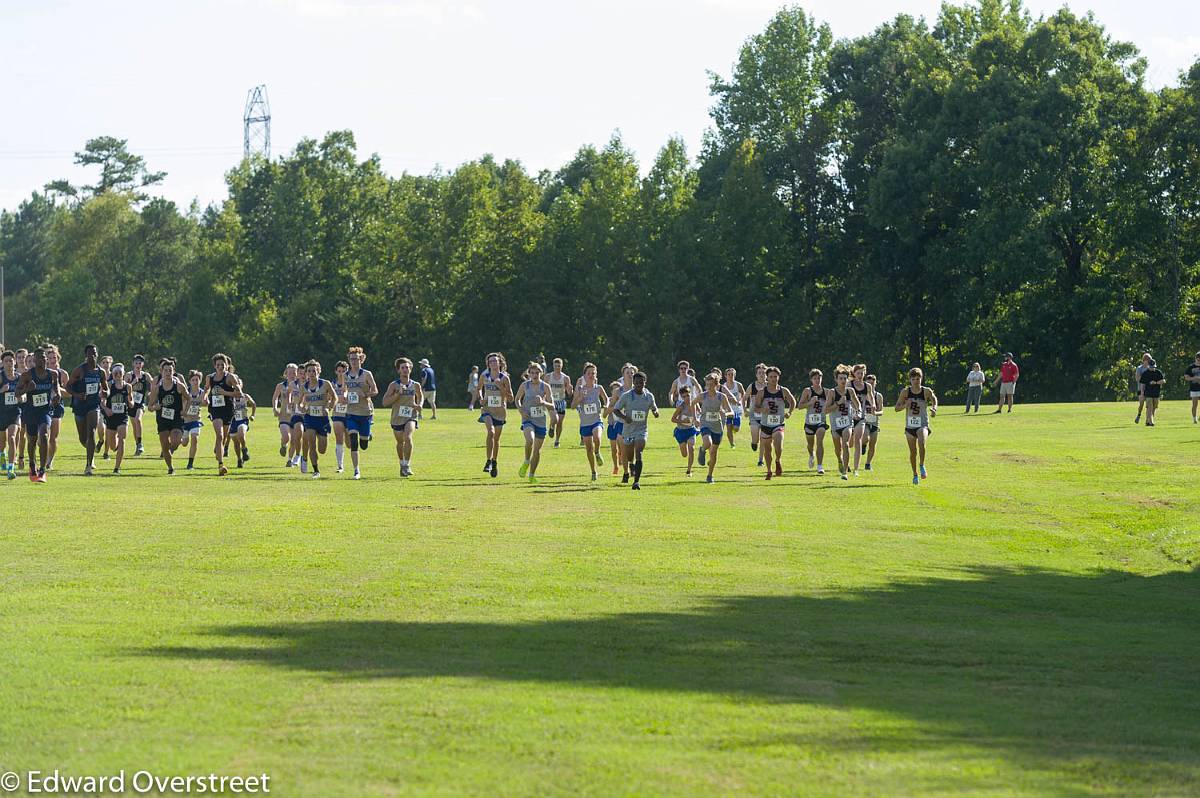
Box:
(1004, 352), (1013, 358)
(418, 358), (430, 367)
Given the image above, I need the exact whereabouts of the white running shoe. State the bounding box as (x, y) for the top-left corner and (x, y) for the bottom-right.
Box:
(353, 469), (361, 480)
(817, 465), (824, 475)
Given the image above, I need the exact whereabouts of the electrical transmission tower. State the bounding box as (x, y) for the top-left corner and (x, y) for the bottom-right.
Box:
(243, 85), (271, 160)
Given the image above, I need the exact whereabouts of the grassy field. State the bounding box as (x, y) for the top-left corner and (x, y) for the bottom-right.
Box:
(1, 401), (1198, 796)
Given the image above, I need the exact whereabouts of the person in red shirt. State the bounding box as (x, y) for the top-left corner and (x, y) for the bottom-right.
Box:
(993, 353), (1019, 413)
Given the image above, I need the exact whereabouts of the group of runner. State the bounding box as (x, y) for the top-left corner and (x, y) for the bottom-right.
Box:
(473, 356), (939, 488)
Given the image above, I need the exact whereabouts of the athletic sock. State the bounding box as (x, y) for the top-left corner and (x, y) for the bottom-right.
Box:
(336, 443), (344, 467)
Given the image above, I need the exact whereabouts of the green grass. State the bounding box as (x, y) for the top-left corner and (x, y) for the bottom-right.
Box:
(1, 401), (1198, 796)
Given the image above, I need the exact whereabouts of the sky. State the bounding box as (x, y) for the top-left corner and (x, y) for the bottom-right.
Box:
(1, 0), (1197, 213)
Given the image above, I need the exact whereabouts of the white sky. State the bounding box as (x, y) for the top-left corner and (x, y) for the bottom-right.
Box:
(1, 0), (1197, 212)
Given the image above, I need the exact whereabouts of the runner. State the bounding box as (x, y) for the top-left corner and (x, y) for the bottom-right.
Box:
(147, 358), (187, 475)
(272, 363), (305, 469)
(515, 361), (556, 482)
(1, 350), (22, 479)
(849, 364), (875, 476)
(101, 362), (131, 474)
(230, 390), (257, 468)
(862, 373), (885, 471)
(669, 360), (701, 406)
(721, 368), (744, 448)
(381, 357), (423, 477)
(753, 366), (796, 480)
(799, 368), (828, 474)
(1184, 352), (1200, 423)
(330, 360), (350, 473)
(477, 352), (513, 478)
(698, 371), (735, 483)
(611, 371), (660, 490)
(182, 370), (205, 470)
(418, 358), (437, 420)
(604, 363), (636, 478)
(44, 345), (69, 471)
(15, 347), (61, 482)
(13, 347), (28, 470)
(127, 354), (152, 455)
(206, 354), (242, 476)
(1133, 352), (1152, 423)
(97, 354), (113, 458)
(827, 365), (862, 480)
(895, 367), (938, 484)
(1138, 357), (1165, 426)
(745, 363), (768, 466)
(670, 385), (698, 477)
(571, 362), (608, 481)
(343, 347), (379, 481)
(467, 366), (480, 410)
(545, 358), (573, 448)
(293, 360), (336, 478)
(65, 344), (107, 476)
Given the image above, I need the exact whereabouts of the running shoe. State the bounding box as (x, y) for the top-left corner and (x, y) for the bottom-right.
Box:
(751, 442), (758, 452)
(912, 475), (919, 485)
(841, 472), (848, 481)
(706, 475), (714, 484)
(237, 459), (244, 468)
(729, 441), (735, 449)
(490, 462), (498, 478)
(519, 462), (529, 477)
(36, 471), (47, 483)
(865, 463), (872, 471)
(483, 460), (491, 473)
(591, 472), (597, 481)
(817, 466), (824, 475)
(219, 465), (229, 476)
(919, 464), (927, 479)
(765, 471), (772, 481)
(621, 472), (629, 484)
(528, 475), (538, 484)
(554, 440), (560, 448)
(5, 466), (14, 481)
(631, 482), (640, 491)
(757, 459), (764, 468)
(596, 451), (603, 466)
(243, 450), (250, 462)
(698, 447), (706, 466)
(336, 466), (343, 474)
(853, 470), (859, 477)
(113, 467), (120, 475)
(280, 444), (288, 457)
(28, 469), (38, 482)
(167, 467), (174, 475)
(353, 469), (361, 480)
(135, 444), (144, 456)
(311, 471), (321, 479)
(102, 451), (109, 460)
(187, 463), (194, 470)
(285, 460), (294, 468)
(84, 464), (93, 476)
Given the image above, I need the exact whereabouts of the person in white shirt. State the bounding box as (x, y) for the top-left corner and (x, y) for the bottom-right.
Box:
(965, 362), (985, 413)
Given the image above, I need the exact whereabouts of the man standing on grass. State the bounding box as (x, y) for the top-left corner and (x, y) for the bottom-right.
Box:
(1139, 358), (1165, 426)
(418, 358), (437, 420)
(965, 362), (985, 413)
(993, 353), (1019, 414)
(1134, 352), (1152, 424)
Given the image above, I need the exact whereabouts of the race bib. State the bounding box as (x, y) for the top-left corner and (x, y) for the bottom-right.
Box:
(582, 402), (599, 415)
(631, 410), (647, 422)
(334, 403), (348, 414)
(529, 406), (545, 419)
(906, 415), (924, 429)
(486, 395), (502, 408)
(85, 382), (99, 395)
(33, 394), (49, 407)
(161, 407), (175, 420)
(3, 393), (15, 406)
(704, 411), (721, 423)
(398, 405), (414, 418)
(132, 392), (144, 405)
(111, 402), (126, 414)
(210, 394), (226, 407)
(805, 412), (822, 426)
(551, 385), (564, 400)
(347, 391), (359, 404)
(234, 409), (247, 421)
(864, 413), (879, 425)
(187, 403), (200, 417)
(833, 415), (852, 430)
(766, 413), (783, 426)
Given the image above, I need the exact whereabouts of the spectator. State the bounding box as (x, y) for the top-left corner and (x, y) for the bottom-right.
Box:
(1134, 352), (1152, 423)
(965, 362), (985, 413)
(1185, 352), (1200, 424)
(993, 353), (1019, 414)
(467, 366), (480, 411)
(1139, 357), (1165, 426)
(418, 358), (437, 420)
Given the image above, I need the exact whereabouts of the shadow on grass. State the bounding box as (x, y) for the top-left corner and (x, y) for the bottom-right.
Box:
(140, 566), (1200, 786)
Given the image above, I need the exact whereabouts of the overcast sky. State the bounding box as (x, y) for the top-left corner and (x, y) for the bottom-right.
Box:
(2, 0), (1197, 212)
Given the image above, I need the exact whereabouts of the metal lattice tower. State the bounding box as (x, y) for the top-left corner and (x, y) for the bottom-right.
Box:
(243, 85), (271, 160)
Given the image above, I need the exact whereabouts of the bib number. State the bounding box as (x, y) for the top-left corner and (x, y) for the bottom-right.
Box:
(133, 392), (144, 405)
(631, 410), (647, 422)
(486, 395), (502, 408)
(529, 406), (545, 419)
(864, 413), (879, 425)
(704, 411), (720, 423)
(833, 415), (852, 430)
(33, 394), (49, 408)
(111, 402), (126, 414)
(187, 403), (201, 418)
(347, 391), (359, 404)
(334, 403), (348, 414)
(582, 402), (599, 415)
(398, 405), (414, 418)
(766, 413), (783, 426)
(551, 386), (564, 400)
(805, 412), (822, 426)
(161, 408), (176, 420)
(906, 415), (924, 429)
(235, 409), (247, 421)
(210, 394), (226, 408)
(85, 382), (99, 396)
(3, 393), (15, 406)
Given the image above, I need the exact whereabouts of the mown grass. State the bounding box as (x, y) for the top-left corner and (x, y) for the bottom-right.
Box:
(1, 401), (1197, 796)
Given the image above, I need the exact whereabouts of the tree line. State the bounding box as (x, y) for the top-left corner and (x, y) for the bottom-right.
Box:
(2, 0), (1198, 403)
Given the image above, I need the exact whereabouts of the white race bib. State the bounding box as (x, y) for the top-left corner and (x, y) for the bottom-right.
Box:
(805, 412), (822, 426)
(704, 411), (721, 423)
(529, 406), (545, 419)
(906, 415), (924, 429)
(234, 409), (247, 421)
(187, 403), (201, 418)
(210, 394), (226, 407)
(161, 407), (175, 420)
(631, 410), (647, 422)
(398, 405), (414, 418)
(3, 393), (15, 406)
(550, 385), (565, 400)
(111, 402), (126, 414)
(85, 382), (99, 395)
(766, 413), (783, 426)
(833, 415), (852, 430)
(864, 413), (879, 425)
(486, 395), (502, 408)
(132, 392), (144, 405)
(33, 394), (49, 407)
(347, 391), (359, 404)
(334, 403), (348, 414)
(582, 402), (598, 415)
